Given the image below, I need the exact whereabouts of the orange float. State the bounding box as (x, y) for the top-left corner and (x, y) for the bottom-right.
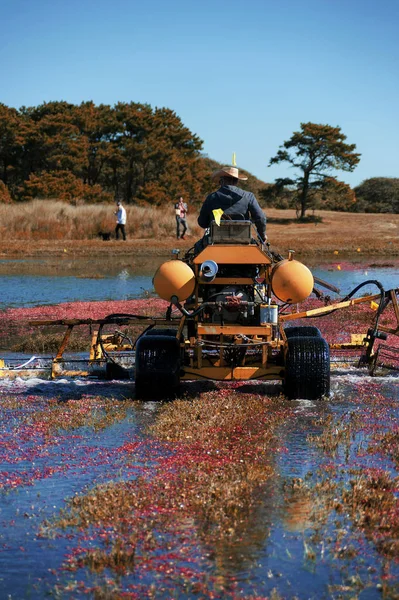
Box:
(271, 258), (314, 304)
(153, 260), (195, 301)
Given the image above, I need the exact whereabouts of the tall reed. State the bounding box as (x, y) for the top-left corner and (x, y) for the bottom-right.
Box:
(0, 200), (202, 240)
(0, 200), (398, 256)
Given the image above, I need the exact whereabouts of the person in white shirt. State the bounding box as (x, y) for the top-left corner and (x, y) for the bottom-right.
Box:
(114, 202), (127, 240)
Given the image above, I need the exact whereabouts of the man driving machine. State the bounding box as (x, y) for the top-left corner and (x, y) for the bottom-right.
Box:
(197, 165), (267, 242)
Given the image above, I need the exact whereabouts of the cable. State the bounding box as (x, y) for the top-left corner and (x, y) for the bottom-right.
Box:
(96, 322), (155, 365)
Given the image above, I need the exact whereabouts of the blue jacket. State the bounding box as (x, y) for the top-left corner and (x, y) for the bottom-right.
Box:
(198, 185), (266, 240)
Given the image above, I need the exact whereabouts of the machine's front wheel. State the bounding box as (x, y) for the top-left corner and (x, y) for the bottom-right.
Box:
(135, 331), (181, 400)
(284, 336), (330, 400)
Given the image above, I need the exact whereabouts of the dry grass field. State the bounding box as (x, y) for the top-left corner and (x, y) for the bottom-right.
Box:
(0, 201), (397, 258)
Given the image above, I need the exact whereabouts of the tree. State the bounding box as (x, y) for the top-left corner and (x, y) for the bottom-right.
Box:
(21, 171), (113, 203)
(73, 101), (119, 190)
(20, 101), (88, 177)
(269, 123), (360, 219)
(0, 103), (27, 192)
(354, 178), (399, 213)
(315, 178), (356, 211)
(112, 103), (205, 204)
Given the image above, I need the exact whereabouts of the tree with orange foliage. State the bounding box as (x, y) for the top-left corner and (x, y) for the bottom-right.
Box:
(0, 180), (12, 203)
(317, 177), (356, 211)
(112, 103), (205, 205)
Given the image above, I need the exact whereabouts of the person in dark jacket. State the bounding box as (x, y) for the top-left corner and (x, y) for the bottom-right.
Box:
(198, 166), (266, 241)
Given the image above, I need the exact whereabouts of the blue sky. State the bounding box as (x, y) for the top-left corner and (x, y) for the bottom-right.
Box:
(2, 0), (398, 188)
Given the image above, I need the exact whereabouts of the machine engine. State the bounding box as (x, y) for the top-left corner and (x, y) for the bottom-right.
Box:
(204, 285), (252, 323)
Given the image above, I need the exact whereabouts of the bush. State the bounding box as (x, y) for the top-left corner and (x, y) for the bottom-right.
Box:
(19, 171), (113, 204)
(0, 181), (12, 203)
(354, 178), (399, 213)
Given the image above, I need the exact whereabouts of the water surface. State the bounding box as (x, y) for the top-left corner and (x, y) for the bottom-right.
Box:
(0, 373), (397, 598)
(0, 256), (397, 309)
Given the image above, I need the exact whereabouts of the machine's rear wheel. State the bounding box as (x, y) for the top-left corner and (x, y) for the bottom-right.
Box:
(135, 331), (180, 400)
(285, 326), (322, 338)
(284, 336), (330, 400)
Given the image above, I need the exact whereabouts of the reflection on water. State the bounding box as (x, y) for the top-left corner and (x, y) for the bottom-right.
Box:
(210, 377), (399, 599)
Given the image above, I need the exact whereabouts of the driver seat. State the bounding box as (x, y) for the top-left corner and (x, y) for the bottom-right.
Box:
(209, 213), (253, 244)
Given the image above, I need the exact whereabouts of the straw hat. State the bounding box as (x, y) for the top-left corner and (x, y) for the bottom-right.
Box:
(211, 166), (248, 181)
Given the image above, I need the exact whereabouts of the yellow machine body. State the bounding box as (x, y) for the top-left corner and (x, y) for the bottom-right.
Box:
(180, 232), (277, 382)
(192, 245), (272, 265)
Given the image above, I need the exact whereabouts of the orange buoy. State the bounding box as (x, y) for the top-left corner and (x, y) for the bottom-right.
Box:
(271, 259), (314, 304)
(153, 260), (195, 302)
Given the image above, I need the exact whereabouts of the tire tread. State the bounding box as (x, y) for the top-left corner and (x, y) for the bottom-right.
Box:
(284, 336), (330, 400)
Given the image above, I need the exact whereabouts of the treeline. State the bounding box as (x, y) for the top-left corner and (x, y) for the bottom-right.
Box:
(0, 102), (397, 214)
(262, 177), (399, 214)
(0, 101), (239, 205)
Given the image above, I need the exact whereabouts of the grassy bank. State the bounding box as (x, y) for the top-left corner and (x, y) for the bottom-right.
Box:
(0, 200), (398, 258)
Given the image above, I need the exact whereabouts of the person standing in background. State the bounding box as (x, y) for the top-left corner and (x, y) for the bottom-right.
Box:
(114, 201), (127, 240)
(174, 197), (188, 239)
(174, 200), (181, 239)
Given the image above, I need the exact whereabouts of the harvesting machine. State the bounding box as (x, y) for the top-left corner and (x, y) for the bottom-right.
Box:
(134, 218), (398, 399)
(1, 218), (398, 395)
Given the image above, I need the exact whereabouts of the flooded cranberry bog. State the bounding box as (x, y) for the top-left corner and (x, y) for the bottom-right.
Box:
(0, 260), (398, 599)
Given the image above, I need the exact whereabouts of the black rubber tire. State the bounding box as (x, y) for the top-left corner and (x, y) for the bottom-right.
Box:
(284, 336), (330, 400)
(135, 333), (180, 400)
(285, 326), (322, 338)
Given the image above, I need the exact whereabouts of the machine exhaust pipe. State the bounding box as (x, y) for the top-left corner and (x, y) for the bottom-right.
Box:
(199, 260), (218, 282)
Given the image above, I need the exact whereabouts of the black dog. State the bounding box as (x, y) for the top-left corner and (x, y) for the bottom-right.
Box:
(98, 231), (111, 241)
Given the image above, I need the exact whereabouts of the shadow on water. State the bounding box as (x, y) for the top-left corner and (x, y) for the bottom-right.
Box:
(14, 378), (136, 401)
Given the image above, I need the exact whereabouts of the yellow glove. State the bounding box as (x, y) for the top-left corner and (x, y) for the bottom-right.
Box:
(212, 208), (224, 226)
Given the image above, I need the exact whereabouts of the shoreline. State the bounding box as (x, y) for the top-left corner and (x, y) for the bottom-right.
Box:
(1, 235), (399, 260)
(0, 239), (398, 260)
(0, 209), (397, 259)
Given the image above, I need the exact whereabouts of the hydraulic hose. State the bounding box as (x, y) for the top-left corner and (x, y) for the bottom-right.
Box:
(170, 296), (208, 318)
(302, 279), (386, 322)
(342, 280), (387, 333)
(103, 313), (153, 321)
(342, 279), (385, 302)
